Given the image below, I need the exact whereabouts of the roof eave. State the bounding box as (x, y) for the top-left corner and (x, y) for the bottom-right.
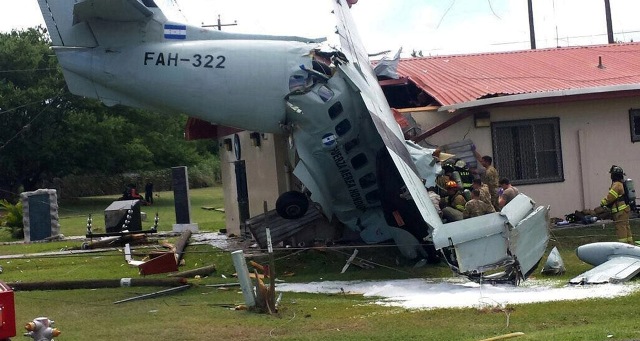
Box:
(438, 84), (640, 112)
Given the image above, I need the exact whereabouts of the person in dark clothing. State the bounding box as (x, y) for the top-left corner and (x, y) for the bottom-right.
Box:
(144, 182), (154, 205)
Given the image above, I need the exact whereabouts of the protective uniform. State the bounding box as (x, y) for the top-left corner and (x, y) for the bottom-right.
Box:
(482, 165), (499, 209)
(454, 160), (474, 191)
(445, 181), (466, 212)
(477, 183), (492, 207)
(463, 198), (495, 218)
(601, 179), (633, 244)
(441, 181), (466, 222)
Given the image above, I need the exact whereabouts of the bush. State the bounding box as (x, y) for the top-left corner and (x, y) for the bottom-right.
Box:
(0, 199), (24, 239)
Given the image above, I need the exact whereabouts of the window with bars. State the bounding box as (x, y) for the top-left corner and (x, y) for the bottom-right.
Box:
(491, 118), (564, 185)
(630, 109), (640, 142)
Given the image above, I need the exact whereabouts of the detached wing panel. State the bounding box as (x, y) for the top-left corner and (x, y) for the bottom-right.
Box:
(570, 256), (640, 284)
(332, 0), (443, 231)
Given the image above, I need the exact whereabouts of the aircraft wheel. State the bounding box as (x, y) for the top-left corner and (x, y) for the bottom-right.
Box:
(276, 191), (309, 219)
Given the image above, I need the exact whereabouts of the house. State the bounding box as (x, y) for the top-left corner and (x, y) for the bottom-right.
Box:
(384, 42), (640, 219)
(202, 42), (640, 235)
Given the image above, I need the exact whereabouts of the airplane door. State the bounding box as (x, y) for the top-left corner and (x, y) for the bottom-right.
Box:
(233, 134), (251, 238)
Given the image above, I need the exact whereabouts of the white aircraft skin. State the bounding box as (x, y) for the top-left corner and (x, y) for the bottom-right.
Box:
(571, 242), (640, 284)
(37, 0), (549, 283)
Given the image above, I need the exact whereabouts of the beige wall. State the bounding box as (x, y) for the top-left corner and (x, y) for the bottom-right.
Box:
(219, 132), (292, 236)
(413, 96), (640, 218)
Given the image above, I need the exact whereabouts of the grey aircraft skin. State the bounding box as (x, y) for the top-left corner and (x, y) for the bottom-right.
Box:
(37, 0), (549, 283)
(570, 242), (640, 284)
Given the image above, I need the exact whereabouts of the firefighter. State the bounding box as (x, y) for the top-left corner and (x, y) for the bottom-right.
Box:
(600, 165), (634, 244)
(441, 181), (466, 222)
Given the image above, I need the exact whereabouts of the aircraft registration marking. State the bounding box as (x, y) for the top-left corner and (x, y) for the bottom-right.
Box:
(143, 52), (226, 69)
(330, 146), (366, 210)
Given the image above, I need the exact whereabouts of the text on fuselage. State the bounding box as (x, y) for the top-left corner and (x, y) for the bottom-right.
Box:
(330, 147), (366, 210)
(144, 52), (226, 68)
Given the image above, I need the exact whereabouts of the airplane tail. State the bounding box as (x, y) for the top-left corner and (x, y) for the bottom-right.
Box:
(37, 0), (96, 47)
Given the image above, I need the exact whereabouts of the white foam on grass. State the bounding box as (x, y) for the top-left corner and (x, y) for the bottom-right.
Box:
(276, 278), (640, 310)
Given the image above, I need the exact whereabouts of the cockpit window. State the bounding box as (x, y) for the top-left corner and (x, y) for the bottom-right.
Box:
(365, 190), (380, 204)
(141, 0), (158, 7)
(335, 119), (351, 136)
(317, 85), (334, 102)
(328, 102), (343, 119)
(359, 173), (376, 189)
(343, 138), (359, 154)
(350, 153), (368, 170)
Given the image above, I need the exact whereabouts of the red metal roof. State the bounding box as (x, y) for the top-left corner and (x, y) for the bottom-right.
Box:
(396, 42), (640, 107)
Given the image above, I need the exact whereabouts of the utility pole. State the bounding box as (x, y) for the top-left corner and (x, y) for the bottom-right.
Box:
(528, 0), (536, 49)
(202, 15), (237, 31)
(604, 0), (614, 44)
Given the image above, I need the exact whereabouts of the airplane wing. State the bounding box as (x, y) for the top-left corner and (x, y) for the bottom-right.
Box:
(569, 256), (640, 284)
(331, 0), (443, 232)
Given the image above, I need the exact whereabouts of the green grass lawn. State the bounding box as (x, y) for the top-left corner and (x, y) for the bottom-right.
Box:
(55, 186), (227, 237)
(2, 189), (640, 340)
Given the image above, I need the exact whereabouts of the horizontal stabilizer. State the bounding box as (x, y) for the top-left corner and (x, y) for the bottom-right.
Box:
(570, 256), (640, 284)
(74, 0), (153, 23)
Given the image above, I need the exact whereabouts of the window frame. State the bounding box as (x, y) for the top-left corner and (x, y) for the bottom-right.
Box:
(491, 117), (564, 186)
(629, 109), (640, 142)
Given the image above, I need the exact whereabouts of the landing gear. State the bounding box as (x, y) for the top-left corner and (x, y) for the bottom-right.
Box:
(276, 191), (309, 219)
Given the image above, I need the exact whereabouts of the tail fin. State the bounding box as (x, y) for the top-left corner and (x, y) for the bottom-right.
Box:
(37, 0), (97, 47)
(38, 0), (159, 47)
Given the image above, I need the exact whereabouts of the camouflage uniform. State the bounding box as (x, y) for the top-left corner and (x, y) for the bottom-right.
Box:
(463, 198), (496, 218)
(478, 184), (492, 207)
(482, 165), (499, 209)
(601, 181), (633, 244)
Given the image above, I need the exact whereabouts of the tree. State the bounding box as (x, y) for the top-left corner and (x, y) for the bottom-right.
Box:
(0, 27), (216, 200)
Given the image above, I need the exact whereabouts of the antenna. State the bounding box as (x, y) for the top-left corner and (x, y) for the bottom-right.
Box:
(202, 15), (238, 31)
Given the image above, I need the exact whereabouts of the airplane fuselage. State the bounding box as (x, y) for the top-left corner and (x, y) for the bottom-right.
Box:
(55, 40), (318, 133)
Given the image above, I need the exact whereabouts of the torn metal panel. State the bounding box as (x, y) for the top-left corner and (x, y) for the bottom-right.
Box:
(570, 256), (640, 284)
(570, 242), (640, 284)
(509, 205), (550, 277)
(434, 213), (511, 274)
(247, 205), (327, 249)
(434, 194), (549, 282)
(541, 246), (565, 275)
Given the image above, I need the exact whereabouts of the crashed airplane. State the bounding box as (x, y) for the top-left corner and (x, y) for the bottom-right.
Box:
(570, 242), (640, 284)
(37, 0), (549, 283)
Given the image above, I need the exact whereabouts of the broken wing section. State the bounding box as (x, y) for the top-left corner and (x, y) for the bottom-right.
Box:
(570, 257), (640, 284)
(331, 0), (443, 233)
(434, 194), (550, 282)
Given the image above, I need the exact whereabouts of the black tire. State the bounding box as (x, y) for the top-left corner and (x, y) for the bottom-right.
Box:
(276, 191), (309, 219)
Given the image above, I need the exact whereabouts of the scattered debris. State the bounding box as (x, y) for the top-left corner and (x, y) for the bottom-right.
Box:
(138, 252), (179, 276)
(9, 277), (187, 291)
(204, 283), (241, 288)
(478, 332), (525, 341)
(174, 230), (192, 265)
(541, 246), (565, 275)
(168, 265), (217, 278)
(341, 249), (359, 273)
(113, 284), (191, 304)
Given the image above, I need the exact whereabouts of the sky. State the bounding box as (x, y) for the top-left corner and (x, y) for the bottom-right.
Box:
(1, 0), (640, 56)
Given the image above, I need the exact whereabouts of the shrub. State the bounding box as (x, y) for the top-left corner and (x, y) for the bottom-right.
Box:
(0, 199), (24, 239)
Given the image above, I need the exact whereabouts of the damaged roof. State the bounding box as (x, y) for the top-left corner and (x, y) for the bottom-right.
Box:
(396, 42), (640, 109)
